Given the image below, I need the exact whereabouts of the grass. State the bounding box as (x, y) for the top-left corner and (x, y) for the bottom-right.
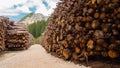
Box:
(34, 38), (37, 43)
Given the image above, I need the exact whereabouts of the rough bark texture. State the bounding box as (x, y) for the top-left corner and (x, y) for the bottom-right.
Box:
(42, 0), (120, 63)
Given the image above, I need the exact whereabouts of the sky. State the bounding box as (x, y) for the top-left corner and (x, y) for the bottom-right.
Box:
(0, 0), (60, 21)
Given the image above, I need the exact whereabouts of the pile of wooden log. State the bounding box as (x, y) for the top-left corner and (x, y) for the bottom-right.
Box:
(42, 0), (120, 63)
(5, 23), (31, 50)
(0, 16), (34, 51)
(0, 16), (8, 51)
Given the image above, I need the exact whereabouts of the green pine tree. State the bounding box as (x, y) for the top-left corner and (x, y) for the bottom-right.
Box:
(28, 20), (48, 39)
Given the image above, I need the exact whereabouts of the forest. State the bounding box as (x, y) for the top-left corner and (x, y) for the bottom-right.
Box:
(28, 20), (48, 39)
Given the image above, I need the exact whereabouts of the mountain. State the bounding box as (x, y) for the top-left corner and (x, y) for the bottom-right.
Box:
(18, 13), (48, 25)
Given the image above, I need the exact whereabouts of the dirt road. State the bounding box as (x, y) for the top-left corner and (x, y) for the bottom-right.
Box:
(0, 44), (89, 68)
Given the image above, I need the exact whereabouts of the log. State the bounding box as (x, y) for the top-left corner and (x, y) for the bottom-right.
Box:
(63, 49), (71, 60)
(87, 39), (94, 50)
(75, 47), (81, 54)
(108, 50), (119, 58)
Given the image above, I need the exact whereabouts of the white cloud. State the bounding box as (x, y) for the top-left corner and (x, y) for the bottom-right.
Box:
(16, 5), (32, 13)
(35, 0), (60, 16)
(0, 0), (60, 16)
(0, 0), (27, 9)
(0, 13), (19, 16)
(46, 0), (59, 8)
(0, 8), (20, 16)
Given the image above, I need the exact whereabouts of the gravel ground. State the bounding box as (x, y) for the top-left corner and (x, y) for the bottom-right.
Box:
(0, 44), (89, 68)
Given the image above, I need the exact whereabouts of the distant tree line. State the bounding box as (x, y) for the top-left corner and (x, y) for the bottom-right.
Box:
(28, 20), (48, 38)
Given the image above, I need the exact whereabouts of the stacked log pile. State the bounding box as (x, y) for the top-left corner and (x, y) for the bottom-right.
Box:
(0, 16), (33, 51)
(5, 23), (31, 50)
(42, 0), (120, 63)
(0, 16), (9, 51)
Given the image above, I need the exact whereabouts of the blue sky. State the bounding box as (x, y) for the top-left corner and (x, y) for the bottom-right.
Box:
(0, 0), (60, 21)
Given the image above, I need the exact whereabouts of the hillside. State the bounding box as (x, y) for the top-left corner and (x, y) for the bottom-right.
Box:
(18, 13), (48, 25)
